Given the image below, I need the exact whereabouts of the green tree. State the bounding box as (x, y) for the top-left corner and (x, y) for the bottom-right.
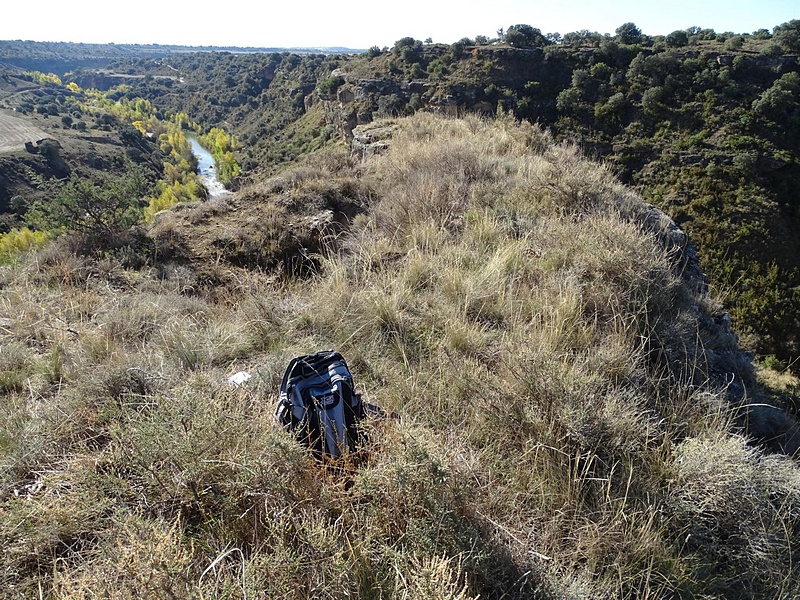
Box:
(760, 42), (784, 56)
(505, 24), (550, 48)
(563, 30), (603, 46)
(773, 20), (800, 53)
(393, 37), (422, 62)
(26, 167), (149, 242)
(752, 72), (800, 125)
(595, 91), (627, 123)
(449, 40), (467, 59)
(37, 139), (61, 159)
(641, 85), (666, 116)
(665, 30), (689, 47)
(615, 22), (642, 45)
(724, 35), (744, 50)
(377, 93), (404, 117)
(37, 103), (59, 116)
(556, 87), (581, 113)
(317, 75), (344, 96)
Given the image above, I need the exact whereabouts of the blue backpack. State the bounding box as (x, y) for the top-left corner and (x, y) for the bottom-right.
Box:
(276, 351), (366, 459)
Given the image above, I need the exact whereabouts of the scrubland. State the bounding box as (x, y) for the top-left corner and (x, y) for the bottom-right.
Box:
(1, 113), (799, 598)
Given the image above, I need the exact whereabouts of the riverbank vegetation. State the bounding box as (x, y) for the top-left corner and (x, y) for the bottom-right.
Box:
(0, 226), (48, 263)
(71, 83), (242, 219)
(22, 70), (62, 86)
(1, 112), (799, 598)
(0, 76), (243, 256)
(198, 127), (241, 185)
(76, 88), (209, 218)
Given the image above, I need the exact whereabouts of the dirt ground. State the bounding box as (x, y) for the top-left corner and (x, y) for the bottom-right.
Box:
(0, 111), (47, 154)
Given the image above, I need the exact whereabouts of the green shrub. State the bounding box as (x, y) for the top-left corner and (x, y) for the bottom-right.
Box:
(725, 35), (744, 50)
(665, 30), (689, 47)
(317, 75), (344, 96)
(26, 168), (149, 243)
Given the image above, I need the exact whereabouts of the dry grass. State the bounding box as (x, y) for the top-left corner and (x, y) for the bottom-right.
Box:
(1, 112), (799, 599)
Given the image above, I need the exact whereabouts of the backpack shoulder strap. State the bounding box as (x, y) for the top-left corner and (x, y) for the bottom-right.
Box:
(279, 355), (304, 397)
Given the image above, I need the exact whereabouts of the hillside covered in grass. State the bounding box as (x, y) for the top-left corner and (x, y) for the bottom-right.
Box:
(2, 24), (800, 366)
(2, 112), (800, 598)
(66, 22), (796, 369)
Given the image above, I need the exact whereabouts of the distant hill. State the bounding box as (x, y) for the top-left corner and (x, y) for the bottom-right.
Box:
(0, 40), (365, 75)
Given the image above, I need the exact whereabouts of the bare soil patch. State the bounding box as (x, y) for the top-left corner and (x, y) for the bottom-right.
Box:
(0, 111), (48, 154)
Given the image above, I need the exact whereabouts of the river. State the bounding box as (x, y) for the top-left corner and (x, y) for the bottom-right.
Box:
(188, 136), (231, 200)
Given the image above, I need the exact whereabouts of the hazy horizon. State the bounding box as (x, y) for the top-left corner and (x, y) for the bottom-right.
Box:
(2, 0), (797, 50)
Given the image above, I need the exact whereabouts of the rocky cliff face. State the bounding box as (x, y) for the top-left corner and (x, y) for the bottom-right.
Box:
(315, 46), (798, 146)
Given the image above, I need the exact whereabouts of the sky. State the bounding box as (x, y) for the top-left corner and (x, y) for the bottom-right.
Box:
(1, 0), (797, 49)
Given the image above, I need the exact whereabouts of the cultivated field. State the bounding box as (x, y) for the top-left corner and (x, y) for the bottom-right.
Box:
(0, 111), (47, 153)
